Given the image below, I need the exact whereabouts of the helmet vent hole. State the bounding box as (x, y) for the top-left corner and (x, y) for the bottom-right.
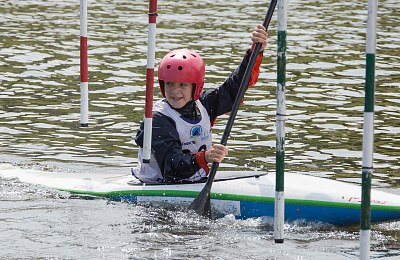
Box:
(178, 66), (183, 70)
(170, 54), (176, 57)
(191, 54), (196, 58)
(167, 65), (171, 69)
(183, 55), (187, 59)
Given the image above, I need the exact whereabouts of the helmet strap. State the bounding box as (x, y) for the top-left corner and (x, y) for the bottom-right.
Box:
(192, 83), (196, 99)
(159, 80), (165, 97)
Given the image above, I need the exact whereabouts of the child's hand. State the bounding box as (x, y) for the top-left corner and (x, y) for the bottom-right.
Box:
(251, 24), (268, 51)
(205, 144), (228, 163)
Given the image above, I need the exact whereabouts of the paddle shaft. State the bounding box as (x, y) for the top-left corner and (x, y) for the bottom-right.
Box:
(210, 0), (277, 178)
(189, 0), (278, 218)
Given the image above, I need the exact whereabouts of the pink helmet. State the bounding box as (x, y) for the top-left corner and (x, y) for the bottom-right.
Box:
(158, 49), (205, 101)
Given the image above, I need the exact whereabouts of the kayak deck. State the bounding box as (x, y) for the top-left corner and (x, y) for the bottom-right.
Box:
(1, 165), (400, 226)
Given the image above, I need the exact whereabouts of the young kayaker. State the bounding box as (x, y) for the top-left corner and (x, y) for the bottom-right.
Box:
(133, 24), (268, 183)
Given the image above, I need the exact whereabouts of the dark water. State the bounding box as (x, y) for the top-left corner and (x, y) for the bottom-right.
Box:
(0, 0), (399, 258)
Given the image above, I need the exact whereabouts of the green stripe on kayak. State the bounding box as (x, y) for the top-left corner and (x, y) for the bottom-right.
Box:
(58, 187), (400, 212)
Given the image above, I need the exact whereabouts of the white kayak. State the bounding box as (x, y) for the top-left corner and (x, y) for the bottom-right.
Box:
(1, 164), (400, 226)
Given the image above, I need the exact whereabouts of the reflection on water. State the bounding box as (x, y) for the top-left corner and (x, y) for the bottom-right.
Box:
(0, 0), (400, 187)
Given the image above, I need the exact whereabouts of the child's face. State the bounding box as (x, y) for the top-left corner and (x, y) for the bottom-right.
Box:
(164, 81), (194, 109)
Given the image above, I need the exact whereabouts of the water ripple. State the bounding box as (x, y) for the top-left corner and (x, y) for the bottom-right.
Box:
(0, 0), (399, 187)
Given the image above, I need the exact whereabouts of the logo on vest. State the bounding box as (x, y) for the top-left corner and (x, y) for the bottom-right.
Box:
(190, 125), (203, 137)
(182, 125), (206, 146)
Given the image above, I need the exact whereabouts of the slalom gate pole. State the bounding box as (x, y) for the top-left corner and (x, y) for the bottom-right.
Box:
(360, 0), (377, 259)
(274, 0), (287, 244)
(80, 0), (89, 127)
(142, 0), (157, 163)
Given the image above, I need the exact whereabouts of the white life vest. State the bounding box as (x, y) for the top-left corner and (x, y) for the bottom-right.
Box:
(133, 100), (212, 183)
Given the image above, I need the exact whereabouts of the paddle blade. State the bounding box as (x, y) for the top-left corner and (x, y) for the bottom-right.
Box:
(188, 184), (213, 218)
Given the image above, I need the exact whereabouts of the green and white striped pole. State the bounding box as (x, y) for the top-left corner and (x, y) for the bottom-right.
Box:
(360, 0), (377, 259)
(274, 0), (287, 244)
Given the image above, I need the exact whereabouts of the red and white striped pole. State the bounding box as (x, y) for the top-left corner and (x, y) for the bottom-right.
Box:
(142, 0), (157, 163)
(80, 0), (89, 127)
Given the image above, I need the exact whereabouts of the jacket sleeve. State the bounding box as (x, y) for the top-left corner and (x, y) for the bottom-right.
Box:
(200, 49), (263, 125)
(135, 111), (207, 181)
